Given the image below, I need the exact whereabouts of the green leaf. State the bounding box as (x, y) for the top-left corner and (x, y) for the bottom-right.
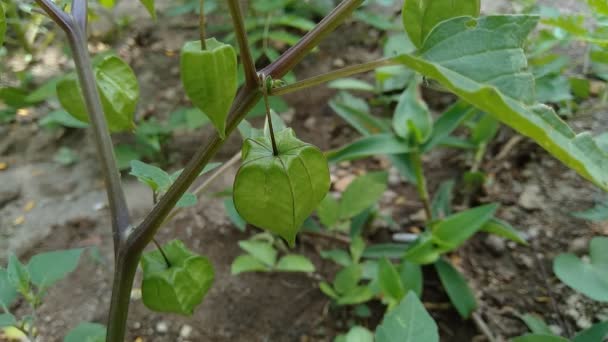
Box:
(64, 322), (106, 342)
(334, 264), (362, 295)
(340, 326), (374, 342)
(175, 192), (197, 208)
(573, 321), (608, 342)
(54, 147), (79, 166)
(224, 197), (246, 231)
(375, 292), (439, 342)
(363, 244), (409, 259)
(482, 218), (527, 245)
(0, 3), (5, 47)
(431, 180), (455, 219)
(422, 101), (473, 152)
(231, 255), (270, 275)
(318, 194), (341, 228)
(27, 249), (83, 288)
(399, 260), (423, 297)
(519, 313), (553, 335)
(130, 160), (171, 192)
(378, 258), (405, 305)
(553, 237), (608, 301)
(337, 286), (374, 305)
(512, 334), (570, 342)
(432, 204), (498, 251)
(320, 249), (352, 267)
(0, 313), (16, 328)
(0, 269), (18, 307)
(57, 55), (139, 133)
(238, 240), (277, 267)
(326, 134), (411, 163)
(141, 240), (214, 315)
(397, 15), (608, 191)
(393, 80), (432, 144)
(329, 92), (391, 136)
(39, 110), (89, 129)
(7, 254), (30, 295)
(402, 0), (480, 48)
(572, 200), (608, 222)
(138, 0), (156, 20)
(585, 0), (608, 15)
(233, 129), (330, 246)
(435, 258), (477, 318)
(181, 39), (238, 138)
(471, 114), (500, 145)
(25, 77), (61, 104)
(276, 255), (315, 272)
(404, 235), (441, 265)
(319, 281), (339, 299)
(350, 236), (366, 263)
(339, 172), (388, 220)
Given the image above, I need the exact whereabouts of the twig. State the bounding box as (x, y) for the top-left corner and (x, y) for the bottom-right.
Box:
(472, 312), (497, 342)
(227, 0), (258, 86)
(302, 230), (351, 245)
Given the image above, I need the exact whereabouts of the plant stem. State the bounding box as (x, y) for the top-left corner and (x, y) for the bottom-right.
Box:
(270, 57), (399, 96)
(152, 239), (171, 267)
(263, 80), (279, 155)
(106, 250), (140, 342)
(199, 0), (206, 49)
(71, 0), (87, 31)
(410, 150), (433, 221)
(227, 0), (257, 86)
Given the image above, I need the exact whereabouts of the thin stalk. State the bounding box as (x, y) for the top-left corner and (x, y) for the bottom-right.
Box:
(152, 239), (171, 267)
(270, 57), (399, 96)
(410, 150), (433, 221)
(263, 84), (279, 155)
(227, 0), (257, 86)
(71, 0), (87, 31)
(199, 0), (206, 49)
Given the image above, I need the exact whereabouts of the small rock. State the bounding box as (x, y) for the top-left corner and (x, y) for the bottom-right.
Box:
(576, 316), (592, 330)
(304, 117), (316, 131)
(133, 322), (141, 329)
(180, 324), (193, 338)
(484, 235), (506, 255)
(156, 321), (169, 334)
(517, 254), (535, 269)
(518, 184), (544, 210)
(388, 167), (401, 186)
(409, 209), (427, 222)
(333, 58), (346, 68)
(334, 175), (355, 192)
(569, 236), (589, 254)
(549, 324), (563, 336)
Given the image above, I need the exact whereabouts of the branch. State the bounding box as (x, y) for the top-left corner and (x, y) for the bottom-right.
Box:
(270, 57), (399, 96)
(227, 0), (258, 87)
(36, 0), (131, 251)
(262, 0), (364, 79)
(71, 0), (87, 31)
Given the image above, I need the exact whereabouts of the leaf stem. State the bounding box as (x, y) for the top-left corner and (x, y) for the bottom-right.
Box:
(199, 0), (206, 50)
(152, 239), (171, 268)
(227, 0), (257, 86)
(270, 57), (399, 96)
(410, 150), (433, 221)
(262, 77), (279, 155)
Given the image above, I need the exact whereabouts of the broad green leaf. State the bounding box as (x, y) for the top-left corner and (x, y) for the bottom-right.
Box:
(233, 129), (330, 246)
(397, 15), (608, 191)
(422, 101), (473, 152)
(519, 313), (553, 335)
(141, 240), (214, 315)
(0, 4), (4, 47)
(334, 264), (362, 295)
(224, 197), (246, 231)
(404, 235), (441, 265)
(175, 192), (197, 208)
(512, 334), (569, 342)
(7, 254), (30, 295)
(435, 259), (477, 318)
(181, 39), (237, 138)
(130, 160), (171, 192)
(139, 0), (156, 19)
(318, 194), (341, 228)
(0, 269), (18, 307)
(329, 92), (391, 135)
(393, 80), (432, 144)
(25, 76), (61, 104)
(337, 286), (374, 305)
(326, 134), (410, 163)
(378, 258), (405, 305)
(482, 218), (527, 245)
(276, 255), (315, 272)
(231, 255), (270, 275)
(328, 79), (375, 92)
(27, 249), (83, 288)
(64, 322), (106, 342)
(238, 240), (277, 267)
(402, 0), (480, 48)
(432, 204), (498, 251)
(0, 313), (16, 328)
(573, 321), (608, 342)
(339, 172), (388, 220)
(375, 292), (439, 342)
(399, 260), (423, 297)
(553, 237), (608, 301)
(57, 55), (139, 132)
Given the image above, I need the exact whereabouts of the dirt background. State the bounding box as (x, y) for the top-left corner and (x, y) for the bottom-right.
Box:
(1, 0), (607, 341)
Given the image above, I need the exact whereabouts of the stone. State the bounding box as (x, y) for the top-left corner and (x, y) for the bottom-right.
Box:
(518, 184), (544, 210)
(155, 321), (169, 334)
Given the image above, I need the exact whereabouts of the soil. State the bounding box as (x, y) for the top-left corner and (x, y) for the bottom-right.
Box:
(1, 1), (607, 342)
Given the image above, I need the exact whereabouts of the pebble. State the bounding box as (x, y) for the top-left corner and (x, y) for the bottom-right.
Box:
(155, 321), (169, 334)
(484, 235), (506, 255)
(180, 324), (193, 338)
(518, 184), (544, 210)
(568, 236), (589, 254)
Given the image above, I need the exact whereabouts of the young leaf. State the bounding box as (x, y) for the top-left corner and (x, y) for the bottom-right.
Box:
(431, 179), (455, 219)
(350, 236), (366, 264)
(141, 240), (214, 315)
(320, 250), (353, 267)
(512, 335), (569, 342)
(233, 129), (330, 247)
(7, 254), (30, 295)
(334, 264), (363, 295)
(319, 282), (339, 299)
(329, 92), (391, 135)
(0, 313), (16, 328)
(422, 101), (473, 152)
(181, 39), (238, 138)
(326, 134), (410, 163)
(553, 237), (608, 302)
(432, 204), (498, 251)
(337, 326), (374, 342)
(339, 172), (388, 220)
(238, 240), (277, 267)
(224, 197), (246, 232)
(399, 260), (423, 298)
(27, 249), (83, 288)
(337, 286), (374, 306)
(482, 218), (527, 245)
(276, 255), (315, 273)
(471, 114), (500, 145)
(0, 269), (18, 307)
(571, 200), (608, 222)
(572, 321), (608, 342)
(375, 292), (439, 342)
(64, 322), (106, 342)
(519, 313), (553, 335)
(130, 160), (172, 192)
(231, 255), (271, 275)
(138, 0), (156, 20)
(175, 192), (197, 208)
(317, 194), (341, 228)
(396, 16), (608, 191)
(393, 80), (433, 144)
(57, 55), (139, 132)
(40, 110), (90, 129)
(378, 258), (405, 305)
(402, 0), (480, 48)
(435, 258), (477, 318)
(404, 235), (441, 265)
